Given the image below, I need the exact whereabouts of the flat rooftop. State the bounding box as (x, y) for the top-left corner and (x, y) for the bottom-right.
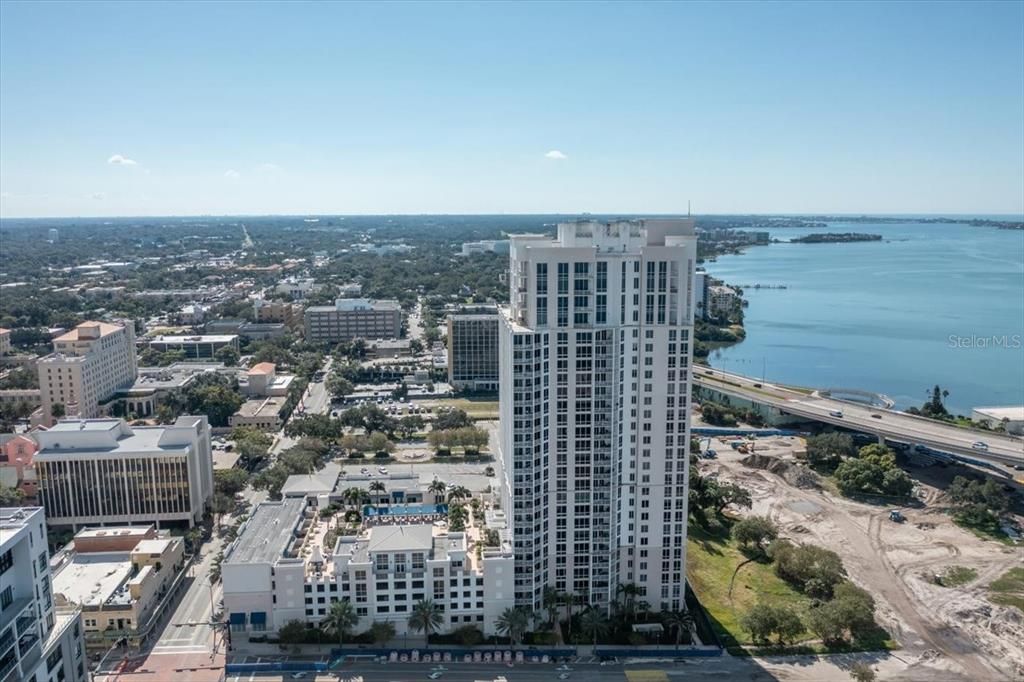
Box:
(974, 406), (1024, 420)
(235, 397), (286, 418)
(150, 334), (238, 343)
(52, 551), (133, 607)
(281, 462), (342, 497)
(53, 321), (124, 342)
(224, 497), (305, 565)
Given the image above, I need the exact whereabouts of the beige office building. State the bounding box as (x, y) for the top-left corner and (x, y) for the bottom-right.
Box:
(304, 299), (402, 343)
(36, 321), (138, 427)
(33, 416), (214, 529)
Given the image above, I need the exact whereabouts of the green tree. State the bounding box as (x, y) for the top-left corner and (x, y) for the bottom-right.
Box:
(831, 582), (877, 640)
(805, 432), (856, 469)
(740, 602), (803, 646)
(397, 415), (424, 439)
(278, 620), (308, 645)
(322, 600), (359, 646)
(433, 407), (472, 431)
(771, 541), (846, 599)
(542, 586), (561, 628)
(211, 493), (235, 527)
(731, 516), (778, 556)
(427, 479), (447, 503)
(51, 402), (66, 419)
(579, 607), (610, 645)
(447, 485), (471, 504)
(662, 609), (695, 648)
(326, 374), (354, 400)
(214, 345), (240, 366)
(833, 444), (913, 498)
(408, 599), (444, 640)
(806, 600), (847, 646)
(214, 468), (249, 496)
(0, 484), (24, 506)
(368, 621), (396, 645)
(495, 607), (530, 647)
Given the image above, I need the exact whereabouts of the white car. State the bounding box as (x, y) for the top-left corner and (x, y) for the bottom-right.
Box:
(379, 467), (388, 474)
(972, 441), (989, 451)
(829, 410), (843, 418)
(427, 673), (443, 680)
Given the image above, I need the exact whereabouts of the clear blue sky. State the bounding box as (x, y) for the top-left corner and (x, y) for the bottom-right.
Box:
(1, 1), (1022, 217)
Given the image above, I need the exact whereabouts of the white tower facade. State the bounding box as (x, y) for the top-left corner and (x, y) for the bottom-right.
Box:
(498, 218), (697, 613)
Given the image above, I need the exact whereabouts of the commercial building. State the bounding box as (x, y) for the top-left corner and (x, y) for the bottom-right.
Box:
(707, 285), (739, 321)
(447, 308), (500, 391)
(0, 507), (87, 682)
(239, 363), (295, 397)
(118, 363), (228, 418)
(50, 526), (185, 649)
(337, 283), (362, 298)
(0, 327), (10, 356)
(971, 406), (1024, 436)
(36, 321), (138, 427)
(304, 299), (402, 343)
(275, 277), (322, 300)
(221, 497), (513, 638)
(229, 397), (287, 431)
(252, 299), (302, 329)
(147, 334), (240, 361)
(498, 218), (697, 614)
(33, 416), (214, 529)
(0, 433), (40, 501)
(459, 240), (510, 256)
(177, 304), (211, 326)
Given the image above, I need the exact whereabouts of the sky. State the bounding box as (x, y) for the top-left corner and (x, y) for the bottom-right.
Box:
(1, 1), (1022, 218)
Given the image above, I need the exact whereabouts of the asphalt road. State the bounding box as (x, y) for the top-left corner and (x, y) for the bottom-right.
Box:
(695, 368), (1024, 465)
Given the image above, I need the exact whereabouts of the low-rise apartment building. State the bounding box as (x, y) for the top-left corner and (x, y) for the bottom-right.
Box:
(35, 321), (138, 427)
(707, 285), (739, 320)
(0, 507), (87, 682)
(50, 526), (185, 649)
(33, 416), (214, 529)
(221, 498), (513, 638)
(304, 299), (402, 344)
(0, 433), (40, 501)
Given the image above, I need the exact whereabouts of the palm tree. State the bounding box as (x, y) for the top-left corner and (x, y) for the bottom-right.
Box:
(343, 486), (369, 510)
(542, 586), (560, 629)
(322, 600), (359, 647)
(408, 599), (444, 643)
(635, 600), (651, 623)
(427, 479), (447, 504)
(447, 485), (470, 504)
(495, 607), (530, 647)
(579, 607), (610, 645)
(662, 609), (695, 648)
(616, 583), (640, 622)
(369, 481), (387, 511)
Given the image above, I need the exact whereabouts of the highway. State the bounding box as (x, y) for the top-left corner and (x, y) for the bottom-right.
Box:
(694, 368), (1024, 467)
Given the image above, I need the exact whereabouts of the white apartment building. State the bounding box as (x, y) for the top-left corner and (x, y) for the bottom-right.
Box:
(498, 219), (697, 614)
(33, 417), (214, 529)
(707, 285), (739, 321)
(36, 321), (138, 427)
(222, 499), (514, 638)
(0, 507), (87, 682)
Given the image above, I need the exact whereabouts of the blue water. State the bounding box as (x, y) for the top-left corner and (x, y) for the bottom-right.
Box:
(363, 503), (448, 517)
(704, 222), (1024, 415)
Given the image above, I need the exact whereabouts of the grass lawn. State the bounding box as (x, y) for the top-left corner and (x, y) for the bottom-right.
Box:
(434, 397), (499, 419)
(953, 514), (1015, 546)
(989, 567), (1024, 613)
(687, 525), (814, 650)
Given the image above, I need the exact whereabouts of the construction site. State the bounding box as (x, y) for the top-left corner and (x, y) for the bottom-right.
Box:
(692, 432), (1024, 681)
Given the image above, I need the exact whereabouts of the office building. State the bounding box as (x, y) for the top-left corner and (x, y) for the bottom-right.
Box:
(459, 240), (510, 256)
(221, 497), (513, 638)
(47, 228), (59, 243)
(0, 328), (10, 356)
(447, 307), (500, 391)
(147, 334), (240, 361)
(0, 507), (87, 682)
(229, 397), (287, 431)
(498, 218), (697, 613)
(51, 526), (185, 649)
(239, 363), (295, 397)
(693, 271), (708, 320)
(36, 321), (138, 427)
(274, 277), (322, 300)
(33, 416), (214, 529)
(252, 299), (302, 330)
(304, 299), (402, 343)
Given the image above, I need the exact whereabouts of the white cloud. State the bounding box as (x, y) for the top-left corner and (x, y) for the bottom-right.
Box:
(254, 162), (281, 172)
(107, 154), (138, 166)
(544, 150), (567, 160)
(90, 192), (106, 200)
(224, 169), (241, 179)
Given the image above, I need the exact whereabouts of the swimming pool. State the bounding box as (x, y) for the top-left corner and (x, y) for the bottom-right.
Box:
(363, 503), (448, 517)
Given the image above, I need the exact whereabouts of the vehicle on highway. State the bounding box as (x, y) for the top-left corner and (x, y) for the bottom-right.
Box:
(379, 466), (388, 474)
(752, 382), (762, 388)
(290, 674), (307, 680)
(871, 413), (883, 419)
(428, 673), (443, 680)
(559, 674), (571, 680)
(829, 410), (844, 418)
(972, 441), (989, 451)
(556, 665), (573, 672)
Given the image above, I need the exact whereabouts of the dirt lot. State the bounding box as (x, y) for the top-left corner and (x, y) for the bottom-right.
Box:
(699, 434), (1024, 681)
